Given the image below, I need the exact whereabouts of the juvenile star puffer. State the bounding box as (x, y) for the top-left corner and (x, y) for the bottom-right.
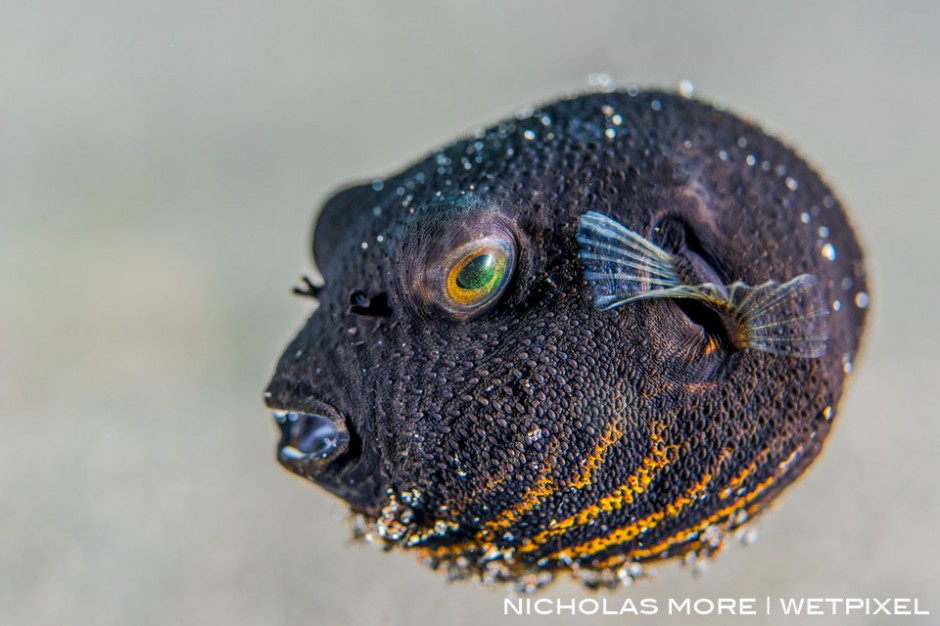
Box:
(264, 89), (869, 590)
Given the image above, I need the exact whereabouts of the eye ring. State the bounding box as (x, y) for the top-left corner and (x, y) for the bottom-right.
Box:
(434, 234), (516, 318)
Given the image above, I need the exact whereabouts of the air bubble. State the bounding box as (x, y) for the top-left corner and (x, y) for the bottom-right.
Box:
(587, 72), (615, 91)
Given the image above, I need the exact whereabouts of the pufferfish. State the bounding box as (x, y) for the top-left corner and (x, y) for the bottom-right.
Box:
(264, 89), (869, 590)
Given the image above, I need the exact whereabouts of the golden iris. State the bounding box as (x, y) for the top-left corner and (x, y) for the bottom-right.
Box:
(446, 247), (509, 308)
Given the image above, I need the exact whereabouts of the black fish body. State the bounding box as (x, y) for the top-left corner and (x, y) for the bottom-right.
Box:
(265, 90), (869, 589)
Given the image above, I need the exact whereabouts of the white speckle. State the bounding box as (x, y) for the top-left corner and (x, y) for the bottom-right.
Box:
(821, 243), (837, 261)
(527, 427), (543, 443)
(347, 327), (358, 335)
(506, 147), (514, 157)
(361, 242), (368, 250)
(376, 235), (384, 243)
(587, 72), (615, 91)
(371, 179), (384, 191)
(718, 150), (728, 161)
(855, 291), (870, 309)
(800, 212), (811, 224)
(604, 128), (616, 139)
(746, 154), (757, 166)
(650, 99), (662, 111)
(515, 105), (534, 120)
(785, 177), (799, 191)
(832, 300), (842, 312)
(523, 130), (536, 140)
(611, 114), (622, 126)
(737, 137), (748, 148)
(678, 79), (695, 98)
(294, 349), (303, 359)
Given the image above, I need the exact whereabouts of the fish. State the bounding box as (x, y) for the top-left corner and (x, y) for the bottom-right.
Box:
(264, 88), (869, 590)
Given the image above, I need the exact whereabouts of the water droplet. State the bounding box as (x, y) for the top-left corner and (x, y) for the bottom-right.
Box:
(604, 128), (616, 139)
(800, 212), (811, 224)
(821, 243), (837, 261)
(371, 179), (384, 191)
(746, 154), (757, 166)
(650, 99), (662, 111)
(678, 79), (695, 98)
(360, 242), (368, 250)
(785, 177), (799, 191)
(611, 114), (622, 126)
(818, 226), (830, 238)
(832, 300), (842, 312)
(843, 360), (853, 374)
(855, 291), (869, 309)
(823, 195), (836, 209)
(823, 406), (833, 420)
(372, 206), (382, 216)
(737, 137), (748, 148)
(718, 150), (728, 161)
(523, 129), (536, 140)
(626, 84), (640, 96)
(841, 277), (853, 290)
(515, 104), (534, 120)
(376, 234), (384, 243)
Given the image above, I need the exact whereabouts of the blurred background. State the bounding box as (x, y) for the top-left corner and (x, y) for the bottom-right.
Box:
(2, 1), (938, 624)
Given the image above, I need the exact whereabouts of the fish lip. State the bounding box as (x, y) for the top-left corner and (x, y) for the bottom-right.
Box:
(272, 402), (352, 477)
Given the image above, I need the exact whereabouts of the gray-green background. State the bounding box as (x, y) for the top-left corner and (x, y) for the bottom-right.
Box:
(2, 1), (938, 625)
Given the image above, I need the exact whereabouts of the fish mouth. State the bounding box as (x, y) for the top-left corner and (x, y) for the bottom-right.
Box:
(274, 404), (352, 477)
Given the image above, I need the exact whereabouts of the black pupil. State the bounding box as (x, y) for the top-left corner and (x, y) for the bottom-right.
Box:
(456, 254), (496, 291)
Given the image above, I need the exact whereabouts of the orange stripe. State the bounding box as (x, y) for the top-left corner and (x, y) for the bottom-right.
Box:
(546, 464), (718, 561)
(428, 417), (626, 557)
(517, 423), (677, 555)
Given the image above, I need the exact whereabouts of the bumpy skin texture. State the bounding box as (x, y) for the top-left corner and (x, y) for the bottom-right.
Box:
(265, 90), (868, 587)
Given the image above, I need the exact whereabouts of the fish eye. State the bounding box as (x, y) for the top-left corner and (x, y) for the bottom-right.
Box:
(434, 235), (515, 318)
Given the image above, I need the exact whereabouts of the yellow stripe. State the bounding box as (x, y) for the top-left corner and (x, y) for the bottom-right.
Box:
(429, 417), (626, 557)
(547, 464), (718, 561)
(517, 423), (677, 555)
(597, 473), (779, 567)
